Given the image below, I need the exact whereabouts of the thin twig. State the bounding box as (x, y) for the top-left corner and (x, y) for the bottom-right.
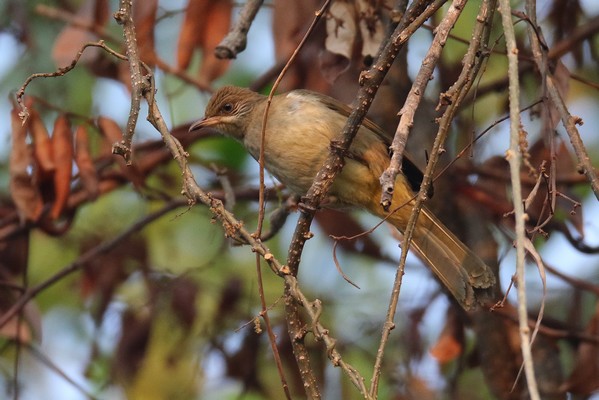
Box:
(497, 1), (540, 398)
(255, 2), (333, 397)
(0, 201), (182, 330)
(16, 41), (127, 117)
(113, 0), (144, 163)
(27, 344), (99, 400)
(35, 4), (122, 43)
(255, 253), (292, 400)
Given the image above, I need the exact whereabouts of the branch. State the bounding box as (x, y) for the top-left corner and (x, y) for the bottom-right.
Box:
(285, 0), (446, 274)
(16, 41), (127, 117)
(257, 2), (333, 397)
(371, 0), (476, 396)
(215, 0), (264, 59)
(379, 0), (460, 209)
(523, 10), (599, 200)
(0, 200), (182, 330)
(113, 0), (144, 163)
(498, 1), (540, 398)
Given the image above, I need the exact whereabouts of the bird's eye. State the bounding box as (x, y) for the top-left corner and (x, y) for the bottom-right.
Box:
(222, 103), (234, 113)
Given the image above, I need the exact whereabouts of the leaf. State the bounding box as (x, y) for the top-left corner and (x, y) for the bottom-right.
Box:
(97, 117), (144, 188)
(52, 0), (108, 67)
(177, 0), (211, 70)
(321, 1), (356, 83)
(429, 308), (464, 363)
(29, 107), (55, 175)
(0, 300), (42, 344)
(548, 0), (584, 65)
(325, 1), (356, 60)
(134, 0), (158, 66)
(97, 116), (124, 146)
(319, 51), (351, 84)
(356, 0), (385, 57)
(197, 0), (233, 83)
(272, 0), (328, 91)
(9, 107), (43, 222)
(50, 115), (74, 219)
(74, 125), (100, 200)
(177, 0), (232, 82)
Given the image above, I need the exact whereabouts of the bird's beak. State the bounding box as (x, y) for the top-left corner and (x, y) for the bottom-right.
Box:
(189, 116), (220, 132)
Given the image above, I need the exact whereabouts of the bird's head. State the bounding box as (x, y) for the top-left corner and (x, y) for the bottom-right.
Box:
(189, 86), (264, 140)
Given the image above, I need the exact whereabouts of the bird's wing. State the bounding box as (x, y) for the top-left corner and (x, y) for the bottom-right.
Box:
(292, 89), (430, 196)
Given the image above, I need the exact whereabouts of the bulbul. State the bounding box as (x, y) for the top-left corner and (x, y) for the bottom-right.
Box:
(190, 86), (495, 310)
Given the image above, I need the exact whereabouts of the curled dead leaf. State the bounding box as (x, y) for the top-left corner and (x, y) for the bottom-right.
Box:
(177, 0), (211, 70)
(429, 309), (464, 364)
(52, 0), (108, 67)
(29, 108), (55, 175)
(177, 0), (233, 83)
(9, 108), (43, 222)
(356, 0), (385, 57)
(325, 1), (356, 60)
(134, 0), (158, 66)
(197, 0), (233, 83)
(97, 116), (124, 145)
(97, 116), (144, 188)
(74, 125), (100, 200)
(50, 115), (74, 219)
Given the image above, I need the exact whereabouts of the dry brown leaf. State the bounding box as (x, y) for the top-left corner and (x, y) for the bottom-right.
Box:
(429, 309), (463, 363)
(97, 116), (124, 145)
(548, 0), (584, 65)
(9, 108), (43, 222)
(0, 300), (42, 344)
(52, 0), (108, 67)
(273, 0), (317, 59)
(74, 125), (100, 200)
(50, 115), (74, 219)
(197, 0), (233, 84)
(134, 0), (158, 66)
(272, 0), (326, 91)
(356, 0), (385, 57)
(321, 1), (356, 83)
(29, 108), (55, 175)
(325, 1), (356, 60)
(97, 117), (144, 188)
(177, 0), (211, 70)
(177, 0), (233, 83)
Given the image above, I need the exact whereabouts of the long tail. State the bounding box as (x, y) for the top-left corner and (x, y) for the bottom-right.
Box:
(383, 205), (495, 310)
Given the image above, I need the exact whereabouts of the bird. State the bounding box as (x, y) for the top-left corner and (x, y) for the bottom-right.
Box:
(189, 86), (495, 310)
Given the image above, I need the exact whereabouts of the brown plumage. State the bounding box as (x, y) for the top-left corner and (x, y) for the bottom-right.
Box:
(190, 86), (495, 310)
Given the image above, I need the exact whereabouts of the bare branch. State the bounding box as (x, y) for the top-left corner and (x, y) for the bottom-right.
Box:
(498, 0), (540, 398)
(215, 0), (264, 59)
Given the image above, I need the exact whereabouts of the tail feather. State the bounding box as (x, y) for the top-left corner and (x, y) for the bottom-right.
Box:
(385, 206), (495, 310)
